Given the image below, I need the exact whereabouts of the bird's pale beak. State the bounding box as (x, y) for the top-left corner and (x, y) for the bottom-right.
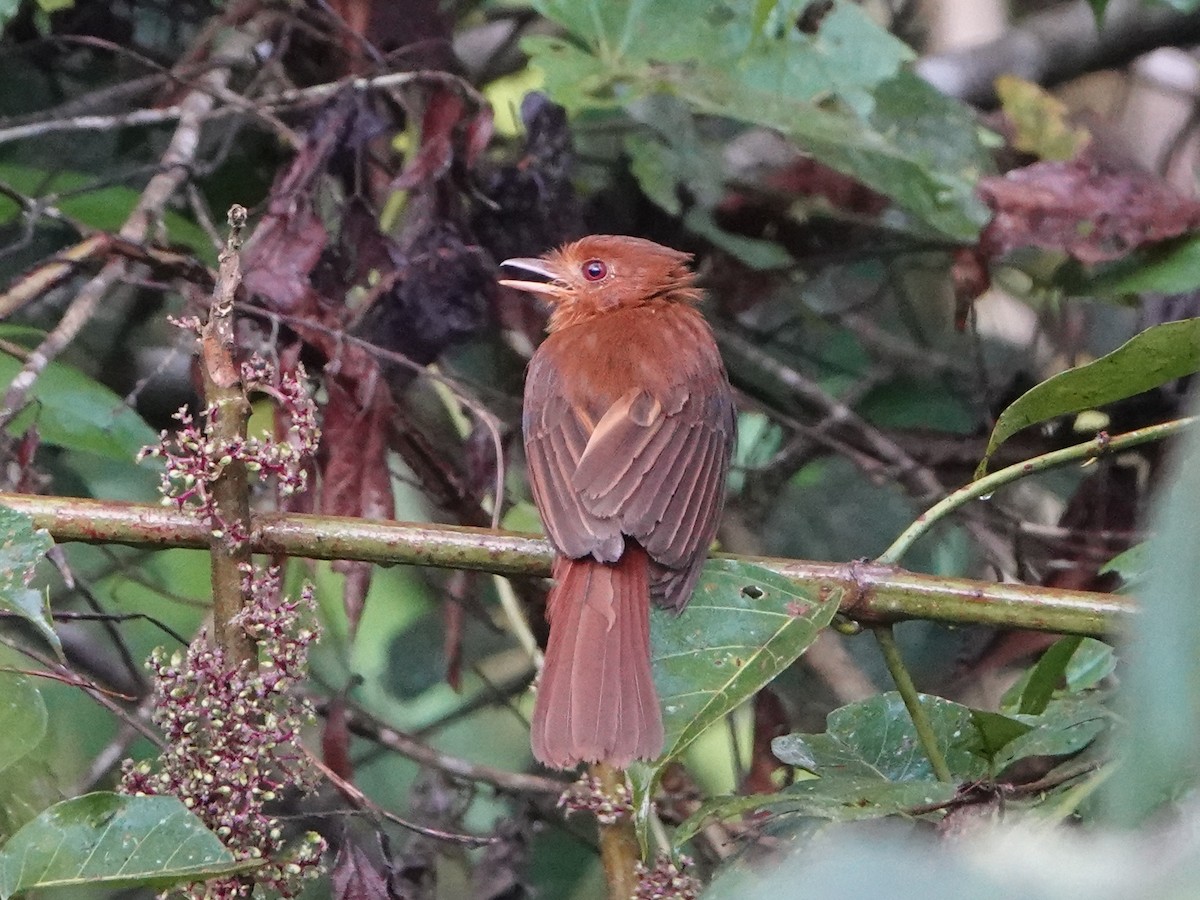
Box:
(498, 257), (569, 299)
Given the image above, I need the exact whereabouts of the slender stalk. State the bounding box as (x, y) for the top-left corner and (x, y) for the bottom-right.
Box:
(0, 494), (1134, 637)
(592, 763), (641, 900)
(872, 625), (952, 782)
(863, 417), (1191, 783)
(879, 417), (1194, 566)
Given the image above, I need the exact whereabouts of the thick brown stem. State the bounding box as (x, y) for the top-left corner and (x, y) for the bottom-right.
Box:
(200, 205), (255, 667)
(592, 763), (641, 900)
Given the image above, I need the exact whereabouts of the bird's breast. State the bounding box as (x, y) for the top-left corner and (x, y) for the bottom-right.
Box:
(538, 304), (719, 415)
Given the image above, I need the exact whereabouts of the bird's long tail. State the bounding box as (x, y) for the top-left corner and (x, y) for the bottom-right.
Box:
(531, 544), (663, 768)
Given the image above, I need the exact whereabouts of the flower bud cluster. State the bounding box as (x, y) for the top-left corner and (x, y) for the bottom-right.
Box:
(138, 359), (319, 549)
(556, 773), (632, 825)
(122, 567), (325, 898)
(634, 854), (701, 900)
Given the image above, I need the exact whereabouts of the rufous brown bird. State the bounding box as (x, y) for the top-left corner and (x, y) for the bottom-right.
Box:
(499, 235), (735, 769)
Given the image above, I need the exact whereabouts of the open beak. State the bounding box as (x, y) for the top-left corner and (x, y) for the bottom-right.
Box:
(498, 257), (569, 299)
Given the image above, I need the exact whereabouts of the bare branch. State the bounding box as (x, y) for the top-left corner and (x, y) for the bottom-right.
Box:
(918, 0), (1200, 106)
(0, 25), (260, 431)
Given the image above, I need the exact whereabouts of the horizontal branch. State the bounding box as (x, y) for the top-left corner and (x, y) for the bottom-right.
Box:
(0, 69), (480, 147)
(1, 494), (1131, 638)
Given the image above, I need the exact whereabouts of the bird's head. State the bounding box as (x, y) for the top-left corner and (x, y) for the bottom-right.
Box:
(499, 235), (700, 331)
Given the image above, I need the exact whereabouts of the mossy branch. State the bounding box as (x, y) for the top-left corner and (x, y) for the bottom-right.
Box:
(1, 494), (1131, 636)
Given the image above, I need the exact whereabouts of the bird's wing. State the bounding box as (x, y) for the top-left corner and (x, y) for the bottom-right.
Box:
(574, 384), (734, 573)
(524, 341), (734, 588)
(523, 350), (626, 562)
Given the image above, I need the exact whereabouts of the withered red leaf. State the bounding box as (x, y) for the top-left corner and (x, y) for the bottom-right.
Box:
(320, 374), (396, 631)
(393, 87), (493, 191)
(978, 156), (1200, 265)
(331, 839), (390, 900)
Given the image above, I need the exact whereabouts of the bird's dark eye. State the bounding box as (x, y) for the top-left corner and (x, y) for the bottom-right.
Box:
(582, 259), (608, 281)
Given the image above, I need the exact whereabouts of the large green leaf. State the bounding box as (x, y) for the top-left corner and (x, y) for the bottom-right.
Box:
(1079, 234), (1200, 297)
(525, 0), (992, 240)
(774, 692), (988, 783)
(653, 559), (841, 763)
(0, 326), (157, 462)
(0, 793), (252, 897)
(0, 164), (213, 260)
(0, 505), (58, 656)
(975, 318), (1200, 477)
(629, 559), (840, 849)
(1102, 410), (1200, 824)
(687, 690), (1108, 843)
(0, 674), (47, 777)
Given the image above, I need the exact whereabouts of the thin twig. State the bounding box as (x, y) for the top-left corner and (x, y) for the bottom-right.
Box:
(0, 24), (259, 431)
(878, 417), (1195, 566)
(342, 705), (567, 796)
(872, 625), (953, 783)
(0, 68), (484, 147)
(306, 750), (499, 847)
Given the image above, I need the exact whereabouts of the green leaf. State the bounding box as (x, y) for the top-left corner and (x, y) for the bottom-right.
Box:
(1102, 411), (1200, 824)
(1017, 636), (1084, 715)
(525, 0), (993, 240)
(0, 505), (58, 657)
(653, 559), (841, 764)
(0, 326), (157, 462)
(976, 318), (1200, 477)
(0, 674), (47, 776)
(1087, 0), (1110, 23)
(1083, 234), (1200, 297)
(0, 793), (252, 897)
(629, 559), (840, 850)
(773, 692), (987, 783)
(674, 776), (957, 846)
(967, 709), (1034, 766)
